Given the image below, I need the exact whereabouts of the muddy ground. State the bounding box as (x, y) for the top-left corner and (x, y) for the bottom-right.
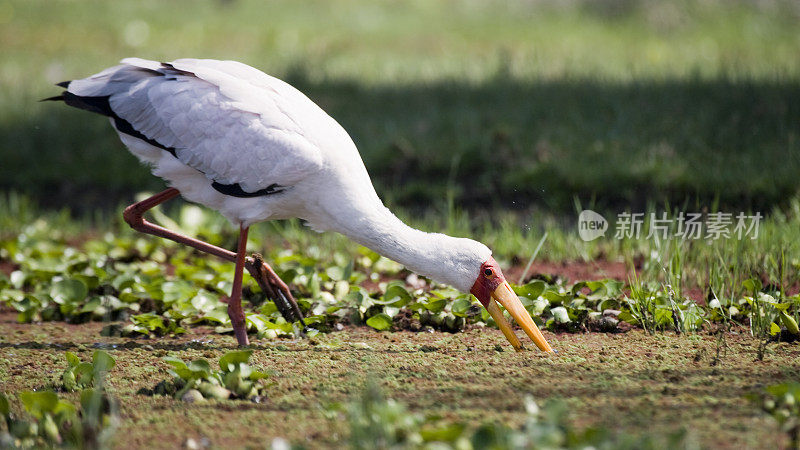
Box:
(1, 312), (798, 449)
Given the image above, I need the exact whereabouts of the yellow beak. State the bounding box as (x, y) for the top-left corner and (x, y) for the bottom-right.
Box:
(485, 281), (554, 353)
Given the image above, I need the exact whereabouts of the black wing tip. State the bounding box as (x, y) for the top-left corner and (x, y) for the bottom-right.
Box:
(56, 80), (71, 88)
(40, 94), (66, 102)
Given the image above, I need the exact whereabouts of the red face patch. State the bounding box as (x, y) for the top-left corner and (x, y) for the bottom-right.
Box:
(470, 256), (505, 306)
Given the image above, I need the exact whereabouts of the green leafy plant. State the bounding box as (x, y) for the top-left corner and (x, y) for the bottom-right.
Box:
(346, 382), (424, 449)
(319, 383), (689, 450)
(0, 388), (117, 449)
(151, 350), (272, 402)
(743, 278), (780, 339)
(1, 200), (798, 344)
(620, 271), (656, 333)
(61, 350), (116, 392)
(122, 312), (186, 336)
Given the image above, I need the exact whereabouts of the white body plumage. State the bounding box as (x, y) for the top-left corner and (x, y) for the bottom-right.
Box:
(62, 58), (491, 292)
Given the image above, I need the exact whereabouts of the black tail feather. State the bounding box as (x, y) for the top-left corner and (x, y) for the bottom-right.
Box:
(43, 82), (177, 158)
(56, 80), (71, 88)
(61, 92), (114, 117)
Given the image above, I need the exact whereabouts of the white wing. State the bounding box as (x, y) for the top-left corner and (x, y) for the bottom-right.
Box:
(67, 58), (328, 194)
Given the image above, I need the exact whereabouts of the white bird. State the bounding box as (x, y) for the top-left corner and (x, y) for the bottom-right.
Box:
(49, 57), (553, 352)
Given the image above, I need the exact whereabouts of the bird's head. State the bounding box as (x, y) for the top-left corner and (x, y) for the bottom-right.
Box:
(468, 256), (554, 353)
(424, 236), (553, 353)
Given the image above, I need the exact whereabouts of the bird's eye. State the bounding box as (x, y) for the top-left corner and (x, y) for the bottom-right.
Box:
(483, 268), (493, 277)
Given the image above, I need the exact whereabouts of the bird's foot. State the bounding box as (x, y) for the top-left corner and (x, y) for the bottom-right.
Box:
(245, 253), (306, 328)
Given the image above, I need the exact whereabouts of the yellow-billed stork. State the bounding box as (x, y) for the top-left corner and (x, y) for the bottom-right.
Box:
(47, 58), (553, 352)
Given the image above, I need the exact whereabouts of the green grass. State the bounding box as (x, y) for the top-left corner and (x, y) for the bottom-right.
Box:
(1, 0), (799, 212)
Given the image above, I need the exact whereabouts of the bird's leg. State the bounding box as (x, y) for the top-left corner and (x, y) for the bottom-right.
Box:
(122, 188), (306, 325)
(227, 225), (250, 346)
(123, 188), (237, 262)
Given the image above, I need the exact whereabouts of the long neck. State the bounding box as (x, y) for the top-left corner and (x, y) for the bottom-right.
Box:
(314, 200), (487, 293)
(332, 207), (445, 276)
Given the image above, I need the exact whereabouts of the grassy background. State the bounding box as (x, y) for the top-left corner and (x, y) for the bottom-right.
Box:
(1, 0), (799, 214)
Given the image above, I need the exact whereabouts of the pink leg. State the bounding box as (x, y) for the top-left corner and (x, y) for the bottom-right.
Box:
(122, 188), (305, 334)
(228, 225), (250, 346)
(123, 188), (236, 262)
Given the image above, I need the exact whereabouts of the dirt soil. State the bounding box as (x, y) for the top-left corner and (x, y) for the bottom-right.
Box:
(1, 312), (798, 449)
(507, 260), (628, 284)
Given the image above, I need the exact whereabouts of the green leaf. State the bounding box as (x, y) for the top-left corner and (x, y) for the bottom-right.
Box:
(551, 306), (571, 324)
(170, 367), (195, 381)
(62, 367), (77, 391)
(423, 298), (447, 313)
(19, 391), (59, 419)
(52, 399), (76, 419)
(50, 278), (88, 304)
(163, 356), (188, 372)
(191, 290), (219, 313)
(513, 280), (546, 299)
(65, 351), (81, 367)
(603, 280), (624, 297)
(654, 308), (673, 327)
(420, 423), (466, 442)
(41, 413), (60, 443)
(92, 350), (116, 373)
(79, 389), (102, 416)
(188, 359), (212, 375)
(366, 313), (393, 331)
(618, 310), (638, 325)
(326, 265), (347, 281)
(246, 314), (269, 333)
(451, 296), (474, 317)
(769, 322), (781, 336)
(248, 370), (272, 381)
(584, 279), (624, 298)
(219, 350), (254, 372)
(204, 309), (231, 325)
(742, 278), (762, 293)
(543, 290), (572, 305)
(378, 282), (412, 306)
(80, 296), (101, 313)
(74, 362), (95, 387)
(384, 306), (400, 318)
(0, 393), (9, 416)
(527, 297), (549, 316)
(780, 311), (800, 334)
